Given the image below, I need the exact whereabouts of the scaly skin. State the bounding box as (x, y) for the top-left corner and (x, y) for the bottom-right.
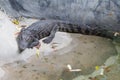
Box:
(16, 20), (120, 52)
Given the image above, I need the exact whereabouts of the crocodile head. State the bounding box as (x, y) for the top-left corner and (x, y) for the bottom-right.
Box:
(16, 28), (39, 53)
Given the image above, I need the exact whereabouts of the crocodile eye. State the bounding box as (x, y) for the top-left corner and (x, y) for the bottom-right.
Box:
(27, 38), (31, 42)
(25, 36), (33, 42)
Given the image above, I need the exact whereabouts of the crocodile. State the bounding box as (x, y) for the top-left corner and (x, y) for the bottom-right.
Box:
(16, 20), (120, 52)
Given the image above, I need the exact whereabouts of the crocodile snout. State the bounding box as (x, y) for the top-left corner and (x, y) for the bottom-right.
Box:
(18, 46), (26, 53)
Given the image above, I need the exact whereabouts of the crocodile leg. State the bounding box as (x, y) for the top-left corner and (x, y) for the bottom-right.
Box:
(42, 24), (58, 44)
(28, 38), (39, 48)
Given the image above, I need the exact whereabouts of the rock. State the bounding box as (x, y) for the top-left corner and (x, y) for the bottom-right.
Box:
(0, 0), (120, 31)
(1, 33), (117, 80)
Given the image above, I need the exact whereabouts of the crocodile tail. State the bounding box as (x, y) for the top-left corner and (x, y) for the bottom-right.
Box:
(58, 22), (119, 40)
(84, 26), (117, 39)
(58, 23), (85, 33)
(86, 27), (113, 38)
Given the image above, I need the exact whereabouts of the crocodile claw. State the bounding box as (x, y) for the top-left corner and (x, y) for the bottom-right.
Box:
(35, 43), (41, 49)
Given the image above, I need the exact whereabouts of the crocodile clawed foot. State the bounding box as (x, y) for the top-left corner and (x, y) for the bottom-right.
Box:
(35, 43), (41, 49)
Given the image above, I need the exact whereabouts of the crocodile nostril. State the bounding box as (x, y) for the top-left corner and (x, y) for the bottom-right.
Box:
(18, 47), (26, 53)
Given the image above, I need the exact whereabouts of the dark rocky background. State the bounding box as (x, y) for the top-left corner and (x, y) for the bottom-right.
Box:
(0, 0), (120, 31)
